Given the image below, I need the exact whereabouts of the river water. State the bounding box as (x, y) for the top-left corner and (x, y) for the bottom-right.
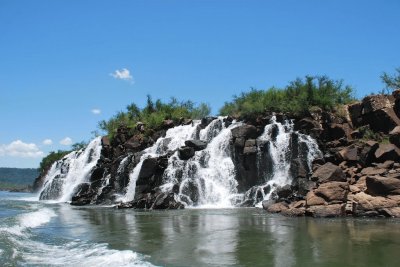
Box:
(1, 191), (400, 267)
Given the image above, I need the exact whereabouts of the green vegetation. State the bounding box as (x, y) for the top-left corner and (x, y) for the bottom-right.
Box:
(381, 67), (400, 91)
(0, 168), (38, 191)
(219, 76), (355, 119)
(98, 95), (211, 139)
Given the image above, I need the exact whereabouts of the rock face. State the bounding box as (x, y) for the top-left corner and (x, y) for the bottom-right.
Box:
(34, 92), (400, 217)
(311, 163), (346, 183)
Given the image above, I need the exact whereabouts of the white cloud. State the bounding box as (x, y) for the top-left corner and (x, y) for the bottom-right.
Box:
(60, 137), (73, 146)
(0, 140), (44, 158)
(42, 139), (53, 145)
(91, 108), (101, 115)
(110, 68), (134, 82)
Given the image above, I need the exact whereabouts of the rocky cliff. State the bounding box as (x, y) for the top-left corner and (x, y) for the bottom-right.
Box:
(34, 90), (400, 218)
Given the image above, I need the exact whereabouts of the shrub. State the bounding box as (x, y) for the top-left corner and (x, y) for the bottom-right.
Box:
(219, 76), (355, 118)
(98, 95), (211, 139)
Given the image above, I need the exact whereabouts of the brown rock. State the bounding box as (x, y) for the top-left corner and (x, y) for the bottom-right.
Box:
(314, 182), (349, 202)
(281, 207), (306, 217)
(265, 202), (288, 213)
(375, 144), (400, 163)
(289, 200), (306, 209)
(360, 167), (387, 176)
(311, 162), (346, 183)
(101, 136), (110, 146)
(306, 191), (326, 206)
(381, 207), (400, 218)
(352, 192), (397, 210)
(307, 204), (345, 218)
(338, 146), (358, 161)
(366, 176), (400, 196)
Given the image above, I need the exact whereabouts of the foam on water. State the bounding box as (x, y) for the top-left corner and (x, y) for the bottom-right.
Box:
(0, 198), (156, 267)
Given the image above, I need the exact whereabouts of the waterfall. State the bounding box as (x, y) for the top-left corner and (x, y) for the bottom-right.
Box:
(162, 118), (242, 208)
(121, 122), (201, 202)
(246, 116), (321, 206)
(38, 137), (102, 201)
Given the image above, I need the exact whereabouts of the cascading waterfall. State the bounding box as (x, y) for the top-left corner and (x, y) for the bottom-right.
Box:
(162, 118), (242, 208)
(247, 116), (321, 206)
(38, 137), (102, 201)
(36, 115), (321, 209)
(122, 122), (201, 202)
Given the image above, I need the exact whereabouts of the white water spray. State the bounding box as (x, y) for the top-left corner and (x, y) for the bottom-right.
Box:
(38, 137), (102, 202)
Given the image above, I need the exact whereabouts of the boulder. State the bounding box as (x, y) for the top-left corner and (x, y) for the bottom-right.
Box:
(152, 192), (184, 209)
(338, 146), (358, 161)
(306, 204), (345, 218)
(231, 125), (258, 139)
(305, 191), (326, 206)
(374, 144), (400, 162)
(281, 207), (306, 217)
(359, 141), (378, 166)
(348, 102), (363, 127)
(382, 207), (400, 218)
(314, 181), (349, 202)
(360, 167), (386, 176)
(264, 202), (288, 213)
(389, 126), (400, 147)
(311, 162), (346, 183)
(275, 185), (293, 199)
(362, 94), (393, 114)
(184, 140), (207, 151)
(138, 157), (158, 180)
(178, 146), (195, 160)
(352, 192), (397, 211)
(322, 123), (348, 141)
(366, 176), (400, 196)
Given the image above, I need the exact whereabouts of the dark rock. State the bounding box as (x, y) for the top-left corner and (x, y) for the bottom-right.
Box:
(244, 139), (256, 147)
(234, 138), (245, 148)
(138, 157), (158, 180)
(348, 102), (363, 127)
(389, 126), (400, 148)
(184, 140), (207, 151)
(281, 207), (306, 217)
(90, 167), (104, 181)
(201, 117), (217, 128)
(338, 146), (358, 161)
(359, 141), (379, 166)
(231, 125), (258, 139)
(311, 162), (346, 183)
(243, 146), (257, 155)
(393, 89), (400, 118)
(366, 176), (400, 196)
(152, 193), (184, 209)
(178, 146), (195, 160)
(375, 144), (400, 163)
(275, 185), (293, 199)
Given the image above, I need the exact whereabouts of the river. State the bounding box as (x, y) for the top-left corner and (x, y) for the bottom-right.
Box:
(1, 191), (399, 266)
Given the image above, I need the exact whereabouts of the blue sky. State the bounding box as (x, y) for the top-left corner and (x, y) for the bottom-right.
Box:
(1, 0), (399, 168)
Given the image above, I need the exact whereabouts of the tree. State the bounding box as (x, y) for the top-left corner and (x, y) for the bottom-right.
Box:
(381, 67), (400, 91)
